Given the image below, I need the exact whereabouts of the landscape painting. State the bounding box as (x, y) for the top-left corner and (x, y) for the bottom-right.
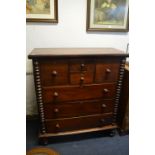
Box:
(26, 0), (58, 23)
(26, 0), (50, 14)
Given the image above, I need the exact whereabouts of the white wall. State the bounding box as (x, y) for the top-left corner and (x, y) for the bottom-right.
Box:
(26, 0), (129, 115)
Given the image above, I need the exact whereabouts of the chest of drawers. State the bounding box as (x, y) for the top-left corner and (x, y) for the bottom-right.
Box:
(28, 48), (128, 144)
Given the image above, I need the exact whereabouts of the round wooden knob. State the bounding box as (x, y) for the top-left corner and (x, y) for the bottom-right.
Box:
(55, 123), (60, 129)
(104, 88), (109, 93)
(81, 64), (86, 71)
(53, 92), (59, 97)
(102, 104), (107, 108)
(106, 68), (111, 73)
(54, 108), (59, 113)
(80, 77), (85, 81)
(81, 63), (85, 68)
(52, 70), (58, 76)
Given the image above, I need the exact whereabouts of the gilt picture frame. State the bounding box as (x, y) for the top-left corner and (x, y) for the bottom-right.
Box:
(86, 0), (129, 32)
(26, 0), (58, 23)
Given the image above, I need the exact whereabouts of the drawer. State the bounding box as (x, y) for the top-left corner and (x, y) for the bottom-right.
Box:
(39, 60), (68, 86)
(43, 99), (114, 119)
(95, 60), (120, 83)
(70, 72), (94, 85)
(42, 83), (116, 103)
(70, 59), (95, 73)
(45, 114), (113, 133)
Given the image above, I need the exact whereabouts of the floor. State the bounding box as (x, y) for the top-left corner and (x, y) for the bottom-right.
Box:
(26, 120), (129, 155)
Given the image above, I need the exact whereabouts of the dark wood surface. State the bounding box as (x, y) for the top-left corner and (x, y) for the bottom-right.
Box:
(45, 114), (113, 133)
(38, 57), (123, 86)
(28, 48), (128, 58)
(28, 48), (128, 143)
(118, 64), (129, 135)
(39, 60), (69, 86)
(95, 60), (120, 83)
(42, 83), (117, 103)
(43, 99), (114, 119)
(39, 124), (118, 137)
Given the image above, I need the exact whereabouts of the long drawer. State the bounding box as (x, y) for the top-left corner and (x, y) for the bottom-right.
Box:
(45, 114), (113, 133)
(42, 83), (117, 103)
(43, 99), (114, 119)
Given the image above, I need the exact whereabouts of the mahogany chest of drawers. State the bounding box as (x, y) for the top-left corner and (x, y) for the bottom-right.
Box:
(28, 48), (128, 144)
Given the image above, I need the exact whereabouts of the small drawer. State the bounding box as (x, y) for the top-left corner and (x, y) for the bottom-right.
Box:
(39, 60), (68, 86)
(45, 114), (113, 133)
(70, 72), (94, 85)
(95, 61), (120, 83)
(42, 83), (117, 103)
(70, 59), (95, 73)
(43, 99), (114, 119)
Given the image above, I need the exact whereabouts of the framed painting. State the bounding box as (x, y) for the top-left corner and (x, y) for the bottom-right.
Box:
(26, 0), (58, 23)
(86, 0), (129, 32)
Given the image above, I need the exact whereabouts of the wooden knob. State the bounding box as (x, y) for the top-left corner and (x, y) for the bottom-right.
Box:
(106, 68), (111, 73)
(102, 104), (107, 108)
(52, 70), (57, 76)
(81, 63), (85, 68)
(80, 77), (85, 81)
(81, 64), (86, 71)
(55, 123), (60, 129)
(53, 92), (59, 97)
(103, 89), (109, 93)
(54, 108), (59, 113)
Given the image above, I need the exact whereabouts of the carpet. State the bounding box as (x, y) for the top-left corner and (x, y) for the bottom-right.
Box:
(26, 119), (129, 155)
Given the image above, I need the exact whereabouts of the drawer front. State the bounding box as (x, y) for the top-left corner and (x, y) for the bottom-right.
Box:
(70, 72), (94, 85)
(39, 60), (68, 86)
(44, 99), (114, 119)
(69, 59), (95, 84)
(70, 59), (95, 73)
(42, 84), (117, 103)
(45, 114), (113, 133)
(95, 61), (120, 83)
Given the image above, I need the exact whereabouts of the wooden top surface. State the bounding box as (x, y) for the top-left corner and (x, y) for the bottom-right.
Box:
(28, 48), (129, 59)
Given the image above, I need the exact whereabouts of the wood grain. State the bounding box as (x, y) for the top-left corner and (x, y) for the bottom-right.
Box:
(28, 48), (128, 58)
(42, 83), (117, 103)
(45, 114), (113, 133)
(43, 99), (114, 119)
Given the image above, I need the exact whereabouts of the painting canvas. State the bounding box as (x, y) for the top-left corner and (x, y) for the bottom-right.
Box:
(26, 0), (58, 23)
(87, 0), (129, 31)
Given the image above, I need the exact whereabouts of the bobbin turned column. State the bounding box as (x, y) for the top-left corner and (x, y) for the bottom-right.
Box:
(113, 59), (126, 124)
(33, 60), (46, 135)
